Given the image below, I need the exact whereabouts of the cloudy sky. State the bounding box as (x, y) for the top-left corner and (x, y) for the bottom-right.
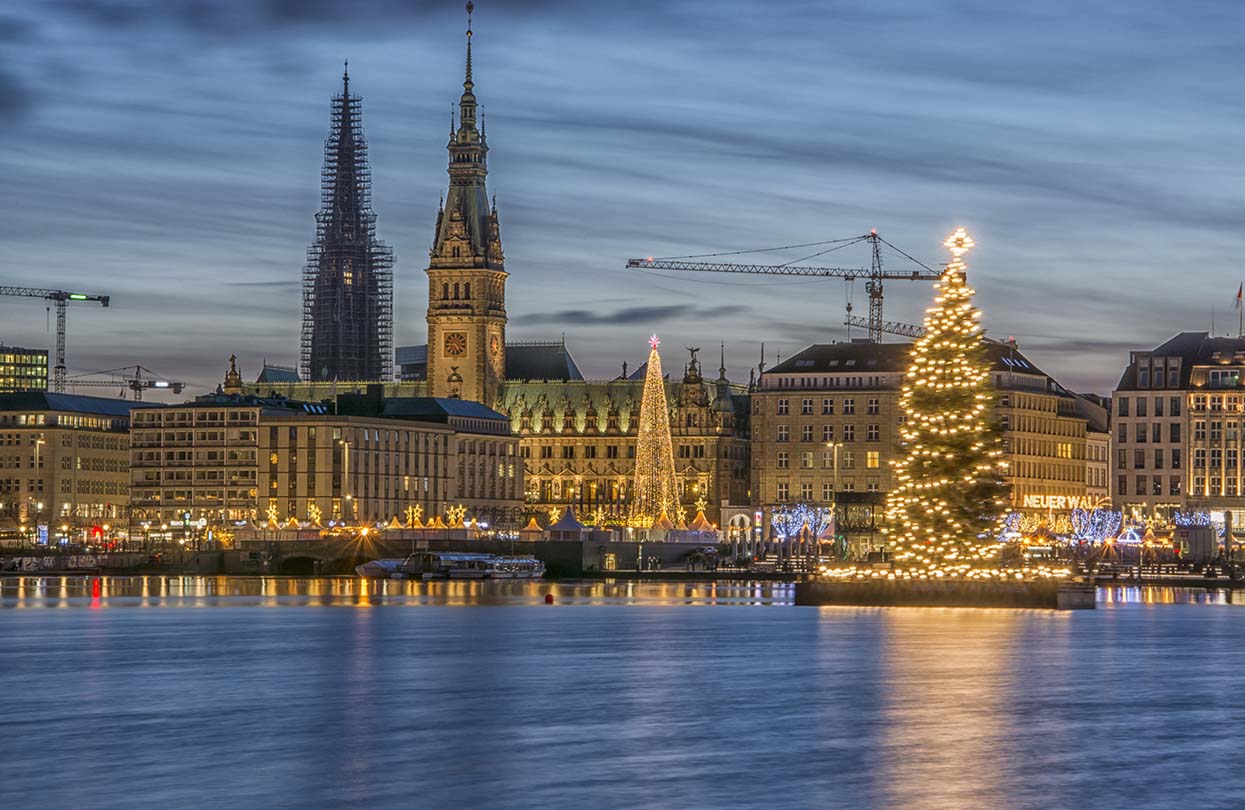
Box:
(0, 0), (1241, 396)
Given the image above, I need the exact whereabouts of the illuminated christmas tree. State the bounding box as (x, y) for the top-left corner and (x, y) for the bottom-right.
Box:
(883, 228), (1009, 576)
(630, 335), (679, 526)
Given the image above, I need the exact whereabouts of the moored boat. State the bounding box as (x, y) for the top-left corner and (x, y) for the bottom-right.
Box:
(354, 558), (405, 578)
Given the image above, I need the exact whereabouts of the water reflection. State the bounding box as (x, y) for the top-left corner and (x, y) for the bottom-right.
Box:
(0, 575), (798, 609)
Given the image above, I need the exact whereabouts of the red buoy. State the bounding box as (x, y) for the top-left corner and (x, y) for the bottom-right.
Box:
(544, 593), (554, 604)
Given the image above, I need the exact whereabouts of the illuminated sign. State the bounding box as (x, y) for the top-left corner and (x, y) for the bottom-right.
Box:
(1021, 494), (1097, 510)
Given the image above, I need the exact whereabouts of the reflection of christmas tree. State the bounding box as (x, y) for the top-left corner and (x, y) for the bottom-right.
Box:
(630, 335), (679, 526)
(883, 228), (1009, 576)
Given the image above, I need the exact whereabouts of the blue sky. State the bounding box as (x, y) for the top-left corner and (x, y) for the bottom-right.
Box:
(0, 0), (1241, 395)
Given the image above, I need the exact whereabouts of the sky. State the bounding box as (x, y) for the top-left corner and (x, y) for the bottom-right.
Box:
(0, 0), (1241, 397)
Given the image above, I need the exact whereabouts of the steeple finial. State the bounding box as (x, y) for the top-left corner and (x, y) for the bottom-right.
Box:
(719, 341), (726, 380)
(465, 2), (474, 86)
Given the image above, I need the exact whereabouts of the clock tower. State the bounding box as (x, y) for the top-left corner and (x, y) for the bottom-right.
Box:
(426, 3), (506, 405)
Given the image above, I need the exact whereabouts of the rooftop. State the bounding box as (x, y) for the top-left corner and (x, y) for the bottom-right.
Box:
(0, 391), (157, 418)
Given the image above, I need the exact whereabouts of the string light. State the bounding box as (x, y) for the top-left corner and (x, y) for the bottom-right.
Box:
(630, 335), (679, 526)
(878, 227), (1011, 577)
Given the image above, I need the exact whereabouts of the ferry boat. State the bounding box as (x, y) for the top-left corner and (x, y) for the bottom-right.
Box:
(354, 558), (405, 578)
(387, 551), (544, 580)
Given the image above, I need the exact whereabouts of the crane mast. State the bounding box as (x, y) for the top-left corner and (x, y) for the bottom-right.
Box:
(0, 286), (111, 393)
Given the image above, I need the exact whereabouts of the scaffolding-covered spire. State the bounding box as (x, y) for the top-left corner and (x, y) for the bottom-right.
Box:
(300, 69), (393, 382)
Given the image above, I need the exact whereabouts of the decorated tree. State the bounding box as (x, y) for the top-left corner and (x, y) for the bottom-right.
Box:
(630, 334), (679, 525)
(882, 228), (1009, 576)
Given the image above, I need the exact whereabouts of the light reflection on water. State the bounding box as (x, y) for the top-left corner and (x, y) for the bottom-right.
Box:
(0, 575), (798, 608)
(5, 578), (1245, 809)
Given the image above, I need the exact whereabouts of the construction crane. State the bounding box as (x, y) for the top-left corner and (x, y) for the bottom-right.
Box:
(627, 231), (940, 343)
(844, 314), (926, 339)
(65, 366), (184, 401)
(0, 287), (110, 393)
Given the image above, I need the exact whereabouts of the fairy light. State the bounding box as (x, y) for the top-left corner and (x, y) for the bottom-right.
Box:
(630, 335), (679, 525)
(878, 227), (1010, 578)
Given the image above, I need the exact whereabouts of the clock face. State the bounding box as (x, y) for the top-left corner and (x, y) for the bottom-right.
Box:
(445, 333), (467, 356)
(490, 334), (502, 359)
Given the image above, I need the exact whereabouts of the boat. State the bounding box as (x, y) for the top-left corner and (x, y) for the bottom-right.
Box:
(388, 551), (545, 580)
(354, 558), (405, 578)
(393, 552), (494, 580)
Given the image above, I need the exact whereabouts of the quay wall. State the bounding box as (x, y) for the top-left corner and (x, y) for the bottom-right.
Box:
(795, 579), (1096, 610)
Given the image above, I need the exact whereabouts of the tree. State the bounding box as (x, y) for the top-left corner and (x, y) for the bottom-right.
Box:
(630, 335), (679, 526)
(882, 228), (1010, 576)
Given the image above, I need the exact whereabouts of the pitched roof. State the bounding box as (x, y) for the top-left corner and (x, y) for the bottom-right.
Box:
(256, 363), (300, 384)
(378, 397), (508, 422)
(0, 392), (155, 418)
(1115, 331), (1234, 391)
(505, 342), (583, 381)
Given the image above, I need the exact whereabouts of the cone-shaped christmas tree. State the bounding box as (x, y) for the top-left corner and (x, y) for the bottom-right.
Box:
(630, 334), (679, 526)
(882, 228), (1009, 576)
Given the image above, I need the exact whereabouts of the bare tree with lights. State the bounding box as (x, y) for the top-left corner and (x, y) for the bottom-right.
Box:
(882, 228), (1010, 576)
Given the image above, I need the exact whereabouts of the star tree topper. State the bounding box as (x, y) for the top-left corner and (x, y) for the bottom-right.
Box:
(649, 334), (660, 350)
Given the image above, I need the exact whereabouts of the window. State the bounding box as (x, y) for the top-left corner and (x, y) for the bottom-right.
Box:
(776, 425), (789, 442)
(822, 483), (833, 501)
(1134, 449), (1144, 469)
(562, 446), (575, 459)
(843, 399), (856, 415)
(777, 399), (789, 416)
(866, 482), (879, 493)
(1136, 423), (1147, 443)
(801, 399), (813, 415)
(1152, 423), (1161, 443)
(841, 450), (855, 469)
(800, 483), (813, 501)
(866, 424), (880, 442)
(1154, 449), (1163, 469)
(1170, 476), (1181, 496)
(867, 398), (879, 415)
(822, 399), (834, 415)
(540, 446), (553, 459)
(1117, 475), (1127, 496)
(1136, 475), (1146, 494)
(1171, 397), (1181, 417)
(1212, 422), (1223, 442)
(866, 450), (880, 469)
(606, 445), (619, 459)
(1195, 421), (1206, 441)
(822, 425), (833, 442)
(801, 425), (813, 442)
(776, 482), (789, 502)
(1117, 449), (1127, 470)
(1172, 451), (1181, 470)
(822, 449), (836, 468)
(842, 425), (855, 442)
(584, 446), (597, 459)
(1152, 477), (1163, 496)
(1118, 424), (1127, 443)
(1154, 397), (1164, 417)
(1118, 397), (1129, 417)
(1170, 423), (1181, 443)
(1136, 398), (1147, 417)
(777, 451), (789, 469)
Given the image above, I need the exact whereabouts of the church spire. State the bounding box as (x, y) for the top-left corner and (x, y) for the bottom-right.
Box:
(431, 1), (498, 267)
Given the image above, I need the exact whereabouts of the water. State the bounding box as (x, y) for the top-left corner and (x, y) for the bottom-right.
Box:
(3, 577), (1245, 810)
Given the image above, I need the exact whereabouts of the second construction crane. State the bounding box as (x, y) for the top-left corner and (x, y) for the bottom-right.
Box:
(0, 286), (110, 393)
(628, 230), (937, 342)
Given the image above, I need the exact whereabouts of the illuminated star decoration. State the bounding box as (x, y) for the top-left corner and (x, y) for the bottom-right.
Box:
(649, 333), (660, 350)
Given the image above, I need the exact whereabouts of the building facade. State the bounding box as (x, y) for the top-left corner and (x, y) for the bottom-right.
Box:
(131, 373), (521, 532)
(1111, 332), (1245, 522)
(495, 345), (751, 530)
(425, 21), (507, 405)
(0, 392), (144, 544)
(300, 68), (394, 383)
(0, 346), (49, 393)
(752, 340), (1108, 551)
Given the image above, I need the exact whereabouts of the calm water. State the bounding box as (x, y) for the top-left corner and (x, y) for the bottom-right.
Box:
(3, 578), (1245, 810)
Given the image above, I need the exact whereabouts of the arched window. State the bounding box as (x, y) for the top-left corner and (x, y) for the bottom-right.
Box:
(464, 282), (471, 300)
(453, 283), (460, 300)
(441, 283), (449, 300)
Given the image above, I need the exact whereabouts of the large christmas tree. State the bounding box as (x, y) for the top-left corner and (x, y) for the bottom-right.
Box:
(630, 335), (679, 526)
(883, 228), (1009, 576)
